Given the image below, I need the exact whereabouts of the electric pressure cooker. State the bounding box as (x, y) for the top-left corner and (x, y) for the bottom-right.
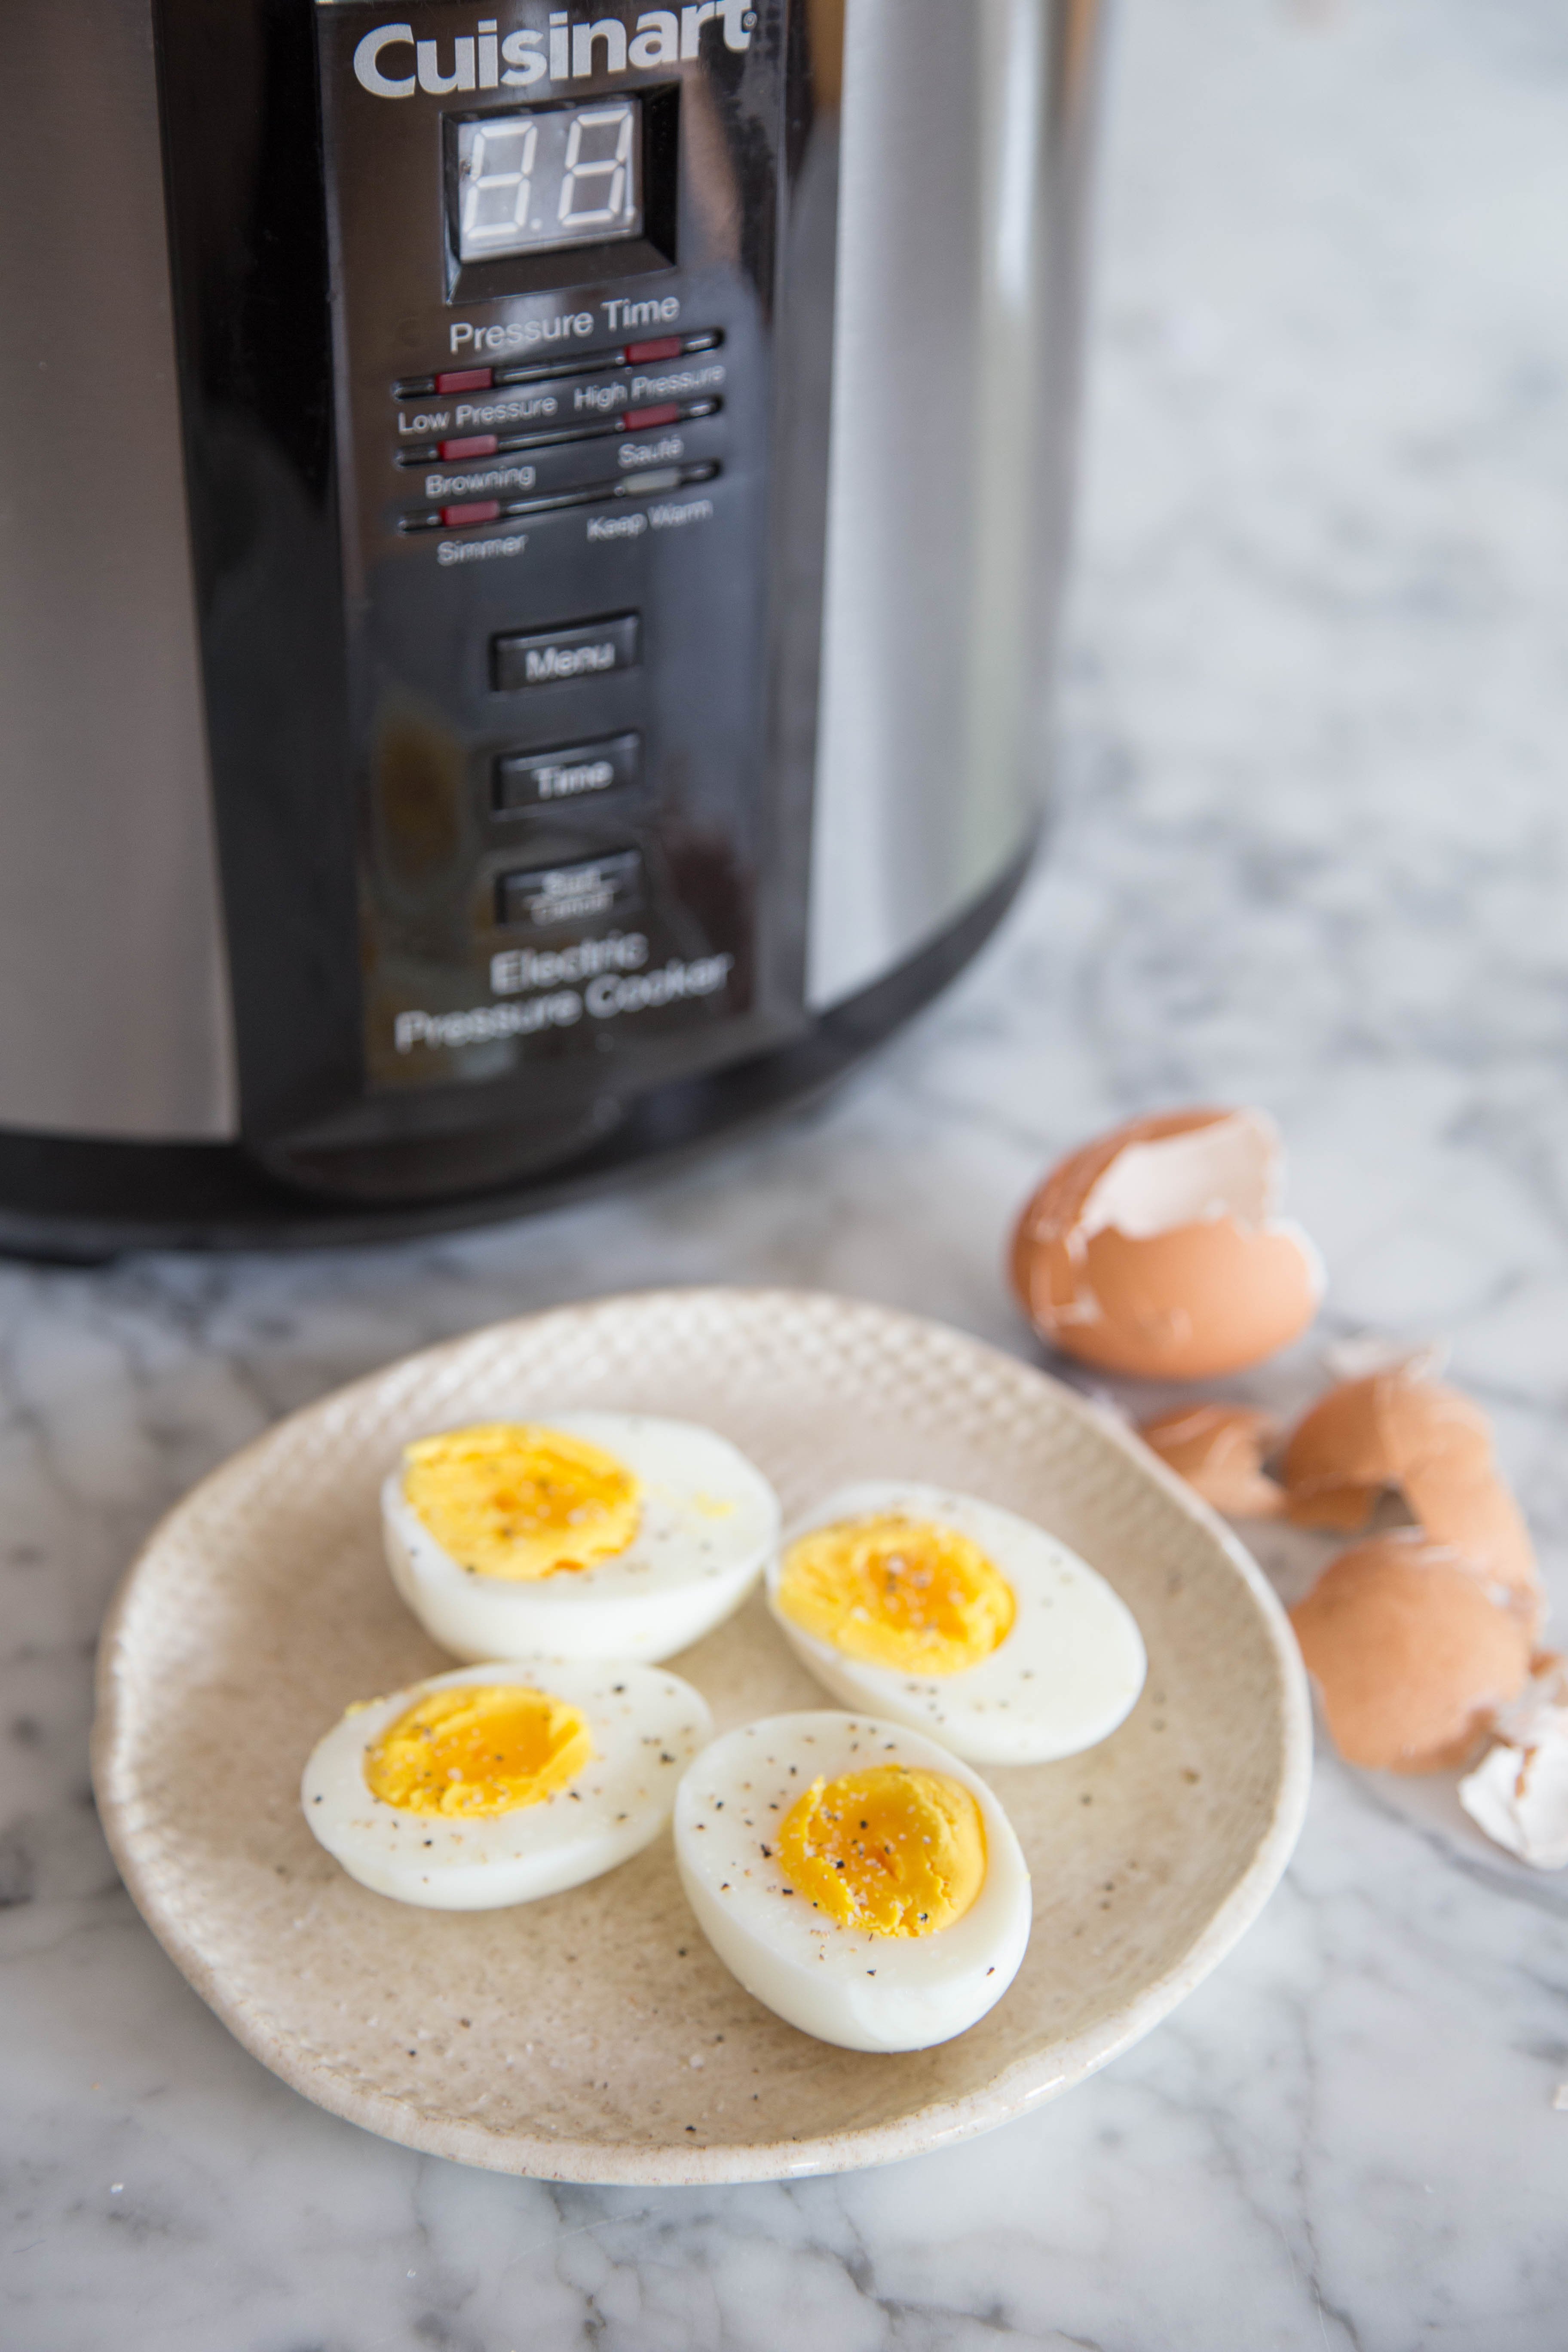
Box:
(0, 0), (1102, 1253)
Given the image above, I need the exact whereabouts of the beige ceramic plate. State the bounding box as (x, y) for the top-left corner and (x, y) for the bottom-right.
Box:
(93, 1289), (1310, 2184)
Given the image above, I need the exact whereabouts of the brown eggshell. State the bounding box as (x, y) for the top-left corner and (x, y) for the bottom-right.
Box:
(1062, 1223), (1323, 1381)
(1010, 1107), (1323, 1381)
(1291, 1480), (1384, 1535)
(1289, 1534), (1533, 1774)
(1282, 1372), (1539, 1608)
(1283, 1373), (1486, 1501)
(1138, 1404), (1285, 1518)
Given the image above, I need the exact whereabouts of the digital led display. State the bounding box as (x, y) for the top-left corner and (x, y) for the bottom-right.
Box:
(453, 99), (643, 261)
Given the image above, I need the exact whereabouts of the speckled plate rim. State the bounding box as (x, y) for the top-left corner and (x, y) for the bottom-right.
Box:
(92, 1287), (1312, 2185)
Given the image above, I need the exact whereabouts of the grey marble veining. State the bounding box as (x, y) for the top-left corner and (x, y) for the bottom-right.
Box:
(5, 1), (1568, 2345)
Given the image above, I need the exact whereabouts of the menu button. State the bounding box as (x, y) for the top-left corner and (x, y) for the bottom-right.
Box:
(492, 613), (640, 692)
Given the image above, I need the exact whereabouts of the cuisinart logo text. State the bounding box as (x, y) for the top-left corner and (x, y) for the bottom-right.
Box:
(354, 7), (753, 97)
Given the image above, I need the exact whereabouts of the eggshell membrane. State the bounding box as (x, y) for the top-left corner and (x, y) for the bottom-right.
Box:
(1281, 1374), (1539, 1613)
(1289, 1534), (1533, 1774)
(1138, 1404), (1285, 1519)
(1010, 1107), (1323, 1381)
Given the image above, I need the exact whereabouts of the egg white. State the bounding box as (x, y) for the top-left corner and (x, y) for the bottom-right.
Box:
(766, 1480), (1147, 1765)
(674, 1711), (1032, 2052)
(383, 1412), (780, 1663)
(302, 1659), (713, 1909)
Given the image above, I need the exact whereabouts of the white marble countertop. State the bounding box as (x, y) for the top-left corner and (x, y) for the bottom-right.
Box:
(6, 1), (1568, 2344)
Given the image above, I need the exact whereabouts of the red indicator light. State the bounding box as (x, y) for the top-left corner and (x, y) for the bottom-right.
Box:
(439, 433), (499, 460)
(623, 336), (683, 364)
(622, 402), (682, 432)
(435, 367), (494, 394)
(440, 499), (502, 528)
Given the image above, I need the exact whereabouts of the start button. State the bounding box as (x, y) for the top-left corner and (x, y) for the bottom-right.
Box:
(496, 849), (643, 930)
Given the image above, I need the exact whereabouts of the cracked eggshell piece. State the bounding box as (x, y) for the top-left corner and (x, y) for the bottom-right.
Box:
(1010, 1107), (1324, 1380)
(383, 1412), (780, 1663)
(1280, 1372), (1539, 1616)
(1288, 1532), (1533, 1774)
(674, 1712), (1032, 2053)
(765, 1480), (1146, 1765)
(1138, 1404), (1285, 1519)
(1458, 1654), (1568, 1870)
(1460, 1721), (1568, 1871)
(302, 1660), (713, 1909)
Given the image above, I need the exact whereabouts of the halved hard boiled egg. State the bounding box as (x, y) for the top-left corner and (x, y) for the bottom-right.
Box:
(383, 1414), (779, 1663)
(302, 1660), (712, 1908)
(674, 1712), (1032, 2051)
(766, 1480), (1147, 1764)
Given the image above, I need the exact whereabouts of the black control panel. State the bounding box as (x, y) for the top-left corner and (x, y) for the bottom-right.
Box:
(313, 0), (802, 1119)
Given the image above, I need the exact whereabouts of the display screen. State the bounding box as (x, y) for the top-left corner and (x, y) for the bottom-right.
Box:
(453, 100), (643, 261)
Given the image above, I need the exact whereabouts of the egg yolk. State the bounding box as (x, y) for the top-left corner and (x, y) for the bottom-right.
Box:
(776, 1765), (986, 1937)
(364, 1684), (593, 1816)
(775, 1514), (1015, 1674)
(402, 1422), (641, 1580)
